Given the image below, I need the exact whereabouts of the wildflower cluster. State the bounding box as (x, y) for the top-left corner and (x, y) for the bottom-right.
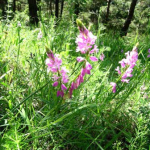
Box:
(45, 19), (104, 98)
(110, 44), (138, 93)
(69, 20), (99, 98)
(46, 50), (69, 97)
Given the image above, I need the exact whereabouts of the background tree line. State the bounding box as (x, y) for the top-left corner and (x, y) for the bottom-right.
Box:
(0, 0), (150, 36)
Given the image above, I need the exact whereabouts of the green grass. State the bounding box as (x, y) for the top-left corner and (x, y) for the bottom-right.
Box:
(0, 15), (150, 150)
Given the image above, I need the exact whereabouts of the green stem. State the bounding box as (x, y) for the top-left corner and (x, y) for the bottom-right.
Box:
(17, 27), (21, 63)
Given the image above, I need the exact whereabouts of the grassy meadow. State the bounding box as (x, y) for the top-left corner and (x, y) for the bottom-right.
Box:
(0, 13), (150, 150)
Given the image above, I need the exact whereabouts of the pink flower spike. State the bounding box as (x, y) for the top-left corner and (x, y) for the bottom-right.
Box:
(148, 49), (150, 53)
(76, 57), (85, 62)
(147, 54), (150, 58)
(61, 84), (67, 91)
(90, 56), (98, 62)
(110, 82), (117, 93)
(100, 53), (105, 61)
(75, 28), (97, 54)
(53, 81), (58, 87)
(115, 66), (121, 74)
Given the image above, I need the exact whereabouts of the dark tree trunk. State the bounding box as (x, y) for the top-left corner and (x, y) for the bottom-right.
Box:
(55, 0), (59, 18)
(121, 0), (138, 36)
(60, 0), (64, 17)
(74, 2), (79, 17)
(1, 0), (8, 19)
(13, 0), (16, 13)
(28, 0), (39, 25)
(105, 0), (111, 23)
(49, 0), (53, 15)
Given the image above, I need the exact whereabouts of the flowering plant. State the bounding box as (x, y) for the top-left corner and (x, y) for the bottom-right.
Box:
(45, 19), (104, 99)
(110, 43), (139, 93)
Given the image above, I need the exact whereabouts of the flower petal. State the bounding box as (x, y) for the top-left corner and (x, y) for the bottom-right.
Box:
(61, 84), (67, 91)
(90, 56), (98, 62)
(76, 57), (85, 62)
(53, 81), (58, 87)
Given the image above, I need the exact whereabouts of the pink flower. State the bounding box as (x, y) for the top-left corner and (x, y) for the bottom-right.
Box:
(115, 45), (138, 85)
(57, 91), (64, 97)
(76, 57), (85, 62)
(115, 66), (121, 74)
(99, 53), (105, 61)
(86, 62), (92, 70)
(121, 79), (129, 83)
(61, 67), (69, 74)
(84, 62), (92, 75)
(89, 45), (99, 54)
(90, 56), (98, 62)
(119, 59), (126, 68)
(52, 75), (60, 81)
(110, 82), (117, 93)
(76, 28), (97, 54)
(69, 22), (98, 98)
(120, 47), (138, 81)
(76, 74), (84, 88)
(62, 75), (69, 84)
(46, 54), (62, 73)
(46, 50), (69, 97)
(61, 84), (67, 91)
(69, 61), (92, 98)
(53, 81), (58, 87)
(69, 82), (75, 98)
(60, 67), (69, 84)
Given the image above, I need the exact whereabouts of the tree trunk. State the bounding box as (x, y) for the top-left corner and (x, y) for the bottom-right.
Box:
(121, 0), (138, 36)
(60, 0), (64, 17)
(74, 2), (79, 17)
(13, 0), (16, 13)
(105, 0), (111, 23)
(55, 0), (59, 18)
(49, 0), (53, 15)
(28, 0), (39, 25)
(1, 0), (8, 20)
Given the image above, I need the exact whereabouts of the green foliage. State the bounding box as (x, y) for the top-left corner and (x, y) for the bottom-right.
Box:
(0, 8), (150, 150)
